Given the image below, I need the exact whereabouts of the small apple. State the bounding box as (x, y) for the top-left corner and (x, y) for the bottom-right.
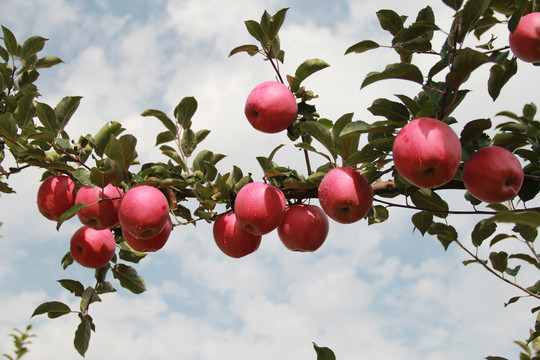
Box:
(393, 117), (462, 189)
(118, 185), (170, 239)
(75, 184), (124, 230)
(70, 226), (116, 268)
(462, 146), (524, 203)
(318, 167), (374, 224)
(123, 219), (171, 252)
(509, 12), (540, 63)
(234, 181), (286, 236)
(37, 175), (76, 221)
(278, 204), (329, 252)
(213, 212), (262, 258)
(244, 81), (298, 133)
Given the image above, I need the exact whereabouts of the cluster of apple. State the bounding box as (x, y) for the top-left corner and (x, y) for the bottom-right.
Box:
(37, 176), (171, 268)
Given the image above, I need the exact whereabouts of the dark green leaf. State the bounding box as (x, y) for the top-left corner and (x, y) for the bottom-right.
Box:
(95, 281), (116, 295)
(490, 211), (540, 228)
(61, 251), (74, 270)
(2, 26), (18, 56)
(460, 118), (491, 145)
(459, 0), (492, 40)
(428, 222), (457, 250)
(174, 96), (198, 130)
(489, 251), (508, 272)
(0, 113), (18, 140)
(442, 0), (463, 10)
(331, 113), (354, 142)
(74, 315), (93, 357)
(362, 63), (423, 88)
(488, 58), (518, 101)
(471, 219), (497, 247)
(368, 205), (389, 224)
(93, 121), (125, 157)
(446, 48), (493, 90)
(509, 254), (540, 269)
(181, 128), (197, 157)
(412, 211), (434, 235)
(112, 264), (146, 294)
(299, 121), (337, 160)
(368, 98), (409, 125)
(13, 93), (36, 127)
(58, 279), (85, 297)
(31, 301), (71, 319)
(376, 9), (404, 36)
(80, 287), (101, 314)
(267, 8), (289, 42)
(244, 20), (264, 42)
(56, 204), (88, 231)
(55, 96), (82, 133)
(107, 134), (137, 173)
(490, 233), (516, 247)
(229, 44), (260, 57)
(155, 130), (176, 146)
(289, 59), (330, 92)
(392, 21), (439, 45)
(410, 189), (449, 218)
(313, 343), (336, 360)
(195, 129), (211, 145)
(345, 40), (380, 55)
(36, 102), (58, 132)
(142, 109), (177, 134)
(513, 224), (538, 243)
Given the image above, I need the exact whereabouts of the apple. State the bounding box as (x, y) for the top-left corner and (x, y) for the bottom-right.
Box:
(75, 184), (124, 230)
(70, 226), (116, 268)
(509, 12), (540, 63)
(234, 181), (286, 236)
(244, 81), (298, 133)
(37, 175), (76, 221)
(213, 212), (262, 258)
(123, 219), (171, 252)
(392, 117), (462, 189)
(118, 185), (170, 239)
(462, 146), (524, 203)
(318, 167), (374, 224)
(278, 204), (329, 252)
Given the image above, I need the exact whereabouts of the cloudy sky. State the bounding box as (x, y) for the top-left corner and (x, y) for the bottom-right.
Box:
(1, 0), (540, 359)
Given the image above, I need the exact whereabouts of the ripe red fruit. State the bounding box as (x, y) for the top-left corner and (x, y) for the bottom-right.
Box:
(123, 219), (171, 252)
(278, 204), (329, 252)
(234, 182), (286, 236)
(318, 167), (374, 224)
(244, 81), (298, 133)
(393, 117), (462, 189)
(70, 226), (116, 268)
(75, 184), (124, 230)
(36, 175), (76, 221)
(462, 146), (524, 203)
(509, 12), (540, 63)
(118, 185), (170, 239)
(213, 212), (262, 258)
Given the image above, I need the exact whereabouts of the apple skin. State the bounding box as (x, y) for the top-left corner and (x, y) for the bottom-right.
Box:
(392, 117), (462, 189)
(70, 226), (116, 269)
(123, 219), (171, 252)
(75, 184), (124, 230)
(234, 182), (286, 236)
(318, 167), (374, 224)
(244, 81), (298, 133)
(509, 12), (540, 63)
(213, 212), (262, 258)
(278, 204), (329, 252)
(37, 175), (76, 221)
(462, 146), (524, 203)
(118, 185), (170, 239)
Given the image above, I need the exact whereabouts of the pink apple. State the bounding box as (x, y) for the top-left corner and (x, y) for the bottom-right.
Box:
(213, 212), (262, 258)
(509, 12), (540, 63)
(123, 219), (171, 252)
(244, 81), (298, 133)
(70, 226), (116, 268)
(462, 146), (524, 203)
(75, 184), (124, 230)
(392, 117), (462, 188)
(118, 185), (170, 239)
(37, 175), (76, 221)
(318, 167), (374, 224)
(234, 182), (286, 236)
(278, 204), (329, 252)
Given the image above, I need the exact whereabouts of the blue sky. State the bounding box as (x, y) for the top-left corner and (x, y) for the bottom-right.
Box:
(1, 0), (540, 359)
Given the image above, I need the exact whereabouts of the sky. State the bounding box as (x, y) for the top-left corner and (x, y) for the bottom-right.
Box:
(1, 0), (540, 359)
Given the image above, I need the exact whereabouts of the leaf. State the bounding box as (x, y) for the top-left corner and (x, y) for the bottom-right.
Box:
(488, 58), (518, 101)
(112, 264), (146, 294)
(460, 118), (491, 145)
(180, 128), (197, 157)
(509, 254), (540, 269)
(0, 113), (18, 140)
(446, 48), (493, 90)
(35, 55), (63, 68)
(31, 301), (71, 319)
(513, 224), (538, 243)
(80, 287), (101, 313)
(368, 98), (409, 125)
(107, 134), (137, 174)
(244, 20), (264, 42)
(95, 281), (117, 295)
(392, 21), (439, 45)
(229, 44), (259, 57)
(489, 251), (508, 272)
(55, 96), (82, 133)
(155, 130), (176, 146)
(412, 211), (433, 235)
(471, 219), (497, 247)
(267, 8), (289, 42)
(362, 63), (423, 89)
(74, 315), (94, 357)
(141, 109), (177, 134)
(345, 40), (380, 55)
(93, 121), (125, 157)
(428, 222), (457, 250)
(313, 343), (336, 360)
(410, 189), (449, 218)
(299, 121), (337, 160)
(442, 0), (463, 10)
(174, 96), (198, 130)
(376, 9), (404, 36)
(58, 279), (85, 297)
(20, 35), (47, 60)
(56, 204), (88, 231)
(490, 211), (540, 228)
(459, 0), (492, 41)
(289, 59), (330, 92)
(368, 205), (389, 225)
(2, 26), (18, 56)
(35, 102), (59, 132)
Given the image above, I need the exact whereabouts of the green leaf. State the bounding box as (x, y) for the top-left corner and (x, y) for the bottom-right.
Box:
(80, 287), (101, 313)
(244, 20), (264, 42)
(112, 264), (146, 294)
(155, 130), (176, 146)
(513, 224), (538, 243)
(442, 0), (463, 10)
(174, 96), (198, 129)
(490, 233), (516, 247)
(289, 59), (330, 92)
(489, 251), (508, 272)
(488, 58), (518, 101)
(345, 40), (380, 55)
(460, 118), (491, 145)
(74, 315), (94, 357)
(107, 134), (137, 174)
(294, 142), (333, 163)
(471, 219), (497, 247)
(31, 301), (71, 319)
(368, 205), (389, 225)
(2, 26), (18, 56)
(410, 189), (449, 218)
(428, 222), (457, 250)
(392, 21), (439, 45)
(412, 211), (433, 235)
(13, 93), (37, 127)
(92, 121), (125, 157)
(180, 128), (197, 157)
(142, 109), (177, 134)
(229, 44), (260, 57)
(376, 9), (404, 36)
(459, 0), (492, 41)
(313, 343), (336, 360)
(95, 281), (116, 295)
(299, 121), (337, 160)
(509, 254), (540, 269)
(490, 211), (540, 228)
(362, 63), (423, 89)
(36, 102), (59, 132)
(195, 129), (211, 145)
(267, 8), (289, 42)
(368, 98), (409, 125)
(56, 204), (88, 231)
(58, 279), (85, 297)
(55, 96), (82, 133)
(0, 113), (18, 140)
(446, 48), (493, 90)
(35, 55), (63, 69)
(20, 35), (47, 60)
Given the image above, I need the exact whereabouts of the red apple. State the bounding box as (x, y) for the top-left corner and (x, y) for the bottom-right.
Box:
(123, 219), (171, 252)
(213, 212), (262, 258)
(278, 204), (329, 252)
(509, 12), (540, 63)
(118, 185), (170, 239)
(70, 226), (116, 268)
(234, 182), (286, 236)
(37, 175), (76, 221)
(75, 184), (124, 230)
(462, 146), (524, 203)
(318, 167), (374, 224)
(244, 81), (298, 133)
(392, 117), (462, 188)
